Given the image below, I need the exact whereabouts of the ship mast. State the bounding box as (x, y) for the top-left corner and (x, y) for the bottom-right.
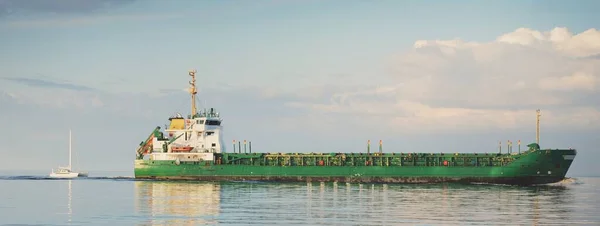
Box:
(189, 69), (198, 117)
(536, 109), (541, 145)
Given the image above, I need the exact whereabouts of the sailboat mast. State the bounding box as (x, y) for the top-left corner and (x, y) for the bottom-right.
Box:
(69, 129), (72, 169)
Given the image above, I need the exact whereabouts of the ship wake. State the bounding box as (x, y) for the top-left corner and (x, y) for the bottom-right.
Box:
(546, 177), (583, 186)
(466, 177), (583, 187)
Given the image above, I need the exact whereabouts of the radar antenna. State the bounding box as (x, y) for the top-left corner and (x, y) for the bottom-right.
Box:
(188, 69), (198, 117)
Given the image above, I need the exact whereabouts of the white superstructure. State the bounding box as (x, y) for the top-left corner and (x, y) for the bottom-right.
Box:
(136, 70), (225, 163)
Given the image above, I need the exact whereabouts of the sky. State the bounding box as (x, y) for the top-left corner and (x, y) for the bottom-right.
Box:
(0, 0), (599, 177)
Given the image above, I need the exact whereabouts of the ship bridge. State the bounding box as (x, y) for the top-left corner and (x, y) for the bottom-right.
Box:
(158, 108), (224, 154)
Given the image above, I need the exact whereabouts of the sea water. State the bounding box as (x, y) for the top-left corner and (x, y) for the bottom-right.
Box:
(0, 170), (598, 225)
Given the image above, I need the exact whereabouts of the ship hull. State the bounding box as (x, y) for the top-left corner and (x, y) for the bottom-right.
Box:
(135, 161), (573, 186)
(134, 172), (565, 186)
(134, 146), (576, 186)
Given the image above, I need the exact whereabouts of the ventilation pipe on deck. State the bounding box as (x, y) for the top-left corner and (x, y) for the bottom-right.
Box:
(499, 141), (502, 154)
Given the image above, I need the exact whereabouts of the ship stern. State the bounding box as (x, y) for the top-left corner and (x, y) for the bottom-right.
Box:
(133, 159), (149, 179)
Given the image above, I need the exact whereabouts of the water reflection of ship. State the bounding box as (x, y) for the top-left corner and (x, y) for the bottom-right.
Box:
(134, 182), (220, 225)
(301, 182), (574, 225)
(527, 185), (573, 226)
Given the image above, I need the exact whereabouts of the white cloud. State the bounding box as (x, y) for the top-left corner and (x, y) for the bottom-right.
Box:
(496, 28), (548, 45)
(284, 27), (600, 133)
(539, 71), (598, 91)
(495, 27), (600, 58)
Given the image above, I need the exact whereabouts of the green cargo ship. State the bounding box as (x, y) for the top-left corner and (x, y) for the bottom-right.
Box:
(133, 70), (577, 185)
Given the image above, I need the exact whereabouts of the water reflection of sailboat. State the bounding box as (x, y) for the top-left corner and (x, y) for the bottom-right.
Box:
(134, 182), (220, 225)
(68, 180), (72, 223)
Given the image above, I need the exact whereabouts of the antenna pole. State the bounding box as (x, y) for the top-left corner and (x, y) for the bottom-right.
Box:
(189, 69), (198, 117)
(536, 109), (541, 145)
(69, 129), (72, 169)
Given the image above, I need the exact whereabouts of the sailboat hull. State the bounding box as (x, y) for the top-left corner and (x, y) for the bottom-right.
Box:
(49, 172), (79, 179)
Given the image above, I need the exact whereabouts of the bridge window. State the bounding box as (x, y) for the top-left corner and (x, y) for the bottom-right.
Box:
(197, 120), (205, 124)
(206, 131), (214, 136)
(206, 120), (221, 126)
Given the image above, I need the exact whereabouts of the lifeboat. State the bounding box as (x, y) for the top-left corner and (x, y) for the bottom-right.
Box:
(171, 146), (193, 152)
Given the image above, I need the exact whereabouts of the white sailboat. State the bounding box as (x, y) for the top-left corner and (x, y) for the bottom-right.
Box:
(49, 130), (88, 178)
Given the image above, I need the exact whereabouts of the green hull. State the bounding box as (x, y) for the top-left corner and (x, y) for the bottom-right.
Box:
(134, 146), (576, 186)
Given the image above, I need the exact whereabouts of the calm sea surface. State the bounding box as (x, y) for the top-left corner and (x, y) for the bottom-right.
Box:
(0, 171), (598, 226)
